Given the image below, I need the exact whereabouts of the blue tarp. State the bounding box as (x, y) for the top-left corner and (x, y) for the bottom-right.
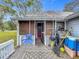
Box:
(76, 40), (79, 51)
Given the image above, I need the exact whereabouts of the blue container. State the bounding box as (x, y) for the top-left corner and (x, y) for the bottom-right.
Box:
(64, 36), (76, 50)
(76, 46), (79, 51)
(67, 39), (76, 50)
(64, 38), (69, 46)
(76, 40), (79, 51)
(64, 37), (79, 52)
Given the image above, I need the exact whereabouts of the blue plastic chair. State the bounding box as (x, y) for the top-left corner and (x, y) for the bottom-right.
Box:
(22, 34), (33, 45)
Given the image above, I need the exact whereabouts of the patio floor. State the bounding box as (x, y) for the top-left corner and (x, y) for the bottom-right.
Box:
(8, 45), (71, 59)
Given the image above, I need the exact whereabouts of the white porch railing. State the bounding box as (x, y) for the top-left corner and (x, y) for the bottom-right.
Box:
(0, 39), (15, 59)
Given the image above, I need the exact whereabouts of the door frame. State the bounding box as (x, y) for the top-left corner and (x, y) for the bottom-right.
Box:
(35, 21), (45, 45)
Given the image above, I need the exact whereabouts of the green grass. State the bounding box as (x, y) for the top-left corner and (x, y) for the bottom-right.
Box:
(0, 31), (17, 47)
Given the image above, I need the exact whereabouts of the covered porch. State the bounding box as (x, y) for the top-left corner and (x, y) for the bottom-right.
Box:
(15, 12), (68, 46)
(17, 20), (67, 46)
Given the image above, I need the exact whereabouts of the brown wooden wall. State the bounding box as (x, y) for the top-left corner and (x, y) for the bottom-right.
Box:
(19, 21), (54, 35)
(19, 21), (34, 35)
(30, 21), (34, 35)
(46, 21), (53, 35)
(19, 21), (29, 35)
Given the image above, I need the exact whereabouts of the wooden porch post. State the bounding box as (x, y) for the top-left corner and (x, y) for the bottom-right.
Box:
(55, 20), (57, 36)
(33, 21), (36, 45)
(64, 21), (67, 30)
(17, 21), (20, 46)
(44, 21), (46, 45)
(52, 21), (54, 34)
(29, 20), (30, 34)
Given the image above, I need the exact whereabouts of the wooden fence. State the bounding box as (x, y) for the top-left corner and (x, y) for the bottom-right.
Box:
(0, 39), (15, 59)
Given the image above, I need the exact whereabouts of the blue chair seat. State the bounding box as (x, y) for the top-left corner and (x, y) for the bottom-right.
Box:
(22, 39), (33, 44)
(22, 34), (33, 45)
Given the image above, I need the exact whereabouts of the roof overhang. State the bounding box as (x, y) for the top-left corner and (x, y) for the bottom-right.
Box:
(13, 16), (66, 22)
(12, 12), (73, 22)
(65, 12), (79, 21)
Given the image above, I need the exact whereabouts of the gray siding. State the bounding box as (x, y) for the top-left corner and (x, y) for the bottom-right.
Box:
(67, 17), (79, 36)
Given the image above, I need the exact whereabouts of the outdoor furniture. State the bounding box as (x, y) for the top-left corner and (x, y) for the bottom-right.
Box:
(22, 34), (33, 45)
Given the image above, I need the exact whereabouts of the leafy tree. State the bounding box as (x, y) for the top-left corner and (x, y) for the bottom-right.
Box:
(64, 0), (79, 12)
(0, 14), (4, 31)
(0, 0), (42, 17)
(0, 0), (42, 30)
(0, 0), (16, 31)
(4, 20), (16, 30)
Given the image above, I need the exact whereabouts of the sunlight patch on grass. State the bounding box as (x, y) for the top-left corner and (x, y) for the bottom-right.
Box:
(0, 31), (17, 47)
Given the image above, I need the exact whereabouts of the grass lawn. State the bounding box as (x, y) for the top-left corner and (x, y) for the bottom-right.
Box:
(0, 31), (17, 47)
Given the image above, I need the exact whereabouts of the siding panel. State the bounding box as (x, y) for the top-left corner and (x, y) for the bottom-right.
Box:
(67, 18), (79, 36)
